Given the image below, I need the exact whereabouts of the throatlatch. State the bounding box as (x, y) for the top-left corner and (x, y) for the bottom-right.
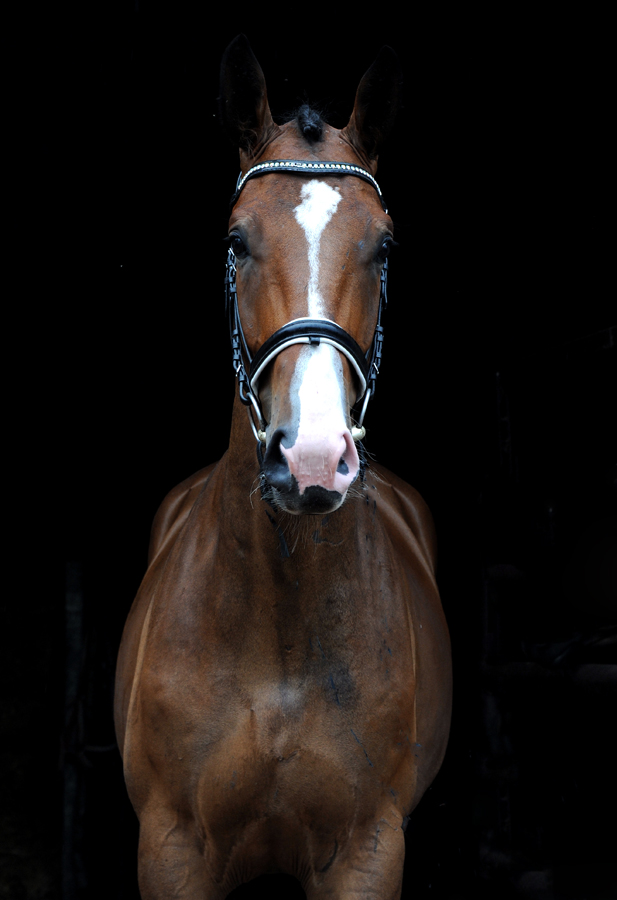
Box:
(224, 159), (390, 444)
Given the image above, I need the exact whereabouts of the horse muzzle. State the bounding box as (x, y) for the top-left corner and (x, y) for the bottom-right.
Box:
(262, 426), (360, 514)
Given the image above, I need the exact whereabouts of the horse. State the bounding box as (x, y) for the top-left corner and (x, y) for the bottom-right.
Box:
(114, 35), (452, 900)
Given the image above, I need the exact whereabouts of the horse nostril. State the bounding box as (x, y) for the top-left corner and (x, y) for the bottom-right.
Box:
(337, 457), (349, 475)
(262, 429), (293, 492)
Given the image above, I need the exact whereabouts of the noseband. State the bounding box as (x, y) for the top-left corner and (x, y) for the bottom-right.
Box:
(225, 159), (390, 443)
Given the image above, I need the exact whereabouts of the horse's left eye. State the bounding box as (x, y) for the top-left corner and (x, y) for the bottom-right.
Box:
(378, 237), (395, 262)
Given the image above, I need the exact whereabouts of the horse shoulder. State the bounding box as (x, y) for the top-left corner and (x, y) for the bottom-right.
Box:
(370, 463), (438, 578)
(370, 464), (452, 795)
(147, 463), (217, 565)
(114, 462), (217, 757)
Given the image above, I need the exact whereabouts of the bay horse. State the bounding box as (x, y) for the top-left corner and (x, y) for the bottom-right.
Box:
(115, 35), (452, 899)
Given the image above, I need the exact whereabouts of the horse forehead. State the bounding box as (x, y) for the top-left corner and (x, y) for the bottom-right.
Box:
(293, 180), (342, 235)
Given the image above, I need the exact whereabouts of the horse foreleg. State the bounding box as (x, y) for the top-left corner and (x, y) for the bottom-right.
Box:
(137, 810), (223, 900)
(306, 816), (406, 900)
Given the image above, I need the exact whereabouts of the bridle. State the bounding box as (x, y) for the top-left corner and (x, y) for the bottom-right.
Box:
(225, 159), (390, 444)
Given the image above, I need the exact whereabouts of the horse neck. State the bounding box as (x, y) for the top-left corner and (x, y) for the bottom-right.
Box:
(222, 389), (262, 495)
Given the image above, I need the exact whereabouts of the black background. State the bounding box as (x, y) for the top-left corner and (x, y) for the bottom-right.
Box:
(6, 5), (615, 899)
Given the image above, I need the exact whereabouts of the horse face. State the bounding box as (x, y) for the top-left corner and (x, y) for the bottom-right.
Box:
(221, 36), (401, 515)
(229, 133), (393, 515)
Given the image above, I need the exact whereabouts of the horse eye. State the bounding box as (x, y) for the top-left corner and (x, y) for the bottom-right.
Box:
(378, 237), (395, 262)
(230, 233), (249, 258)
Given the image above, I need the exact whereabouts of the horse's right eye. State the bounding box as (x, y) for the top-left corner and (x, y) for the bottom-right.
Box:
(230, 233), (249, 259)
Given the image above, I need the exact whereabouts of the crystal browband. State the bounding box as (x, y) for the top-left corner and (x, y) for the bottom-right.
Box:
(230, 159), (387, 212)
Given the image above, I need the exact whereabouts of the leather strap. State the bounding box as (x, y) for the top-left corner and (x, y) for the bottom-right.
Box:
(249, 317), (370, 401)
(231, 159), (387, 212)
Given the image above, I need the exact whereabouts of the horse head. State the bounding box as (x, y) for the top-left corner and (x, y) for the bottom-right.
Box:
(220, 35), (401, 515)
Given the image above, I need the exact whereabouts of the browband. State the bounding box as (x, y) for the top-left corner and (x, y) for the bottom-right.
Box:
(231, 159), (387, 212)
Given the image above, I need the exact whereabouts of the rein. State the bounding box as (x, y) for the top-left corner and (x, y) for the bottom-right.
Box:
(225, 159), (389, 444)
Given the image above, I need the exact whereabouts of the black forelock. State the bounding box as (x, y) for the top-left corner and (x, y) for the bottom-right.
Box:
(294, 103), (324, 143)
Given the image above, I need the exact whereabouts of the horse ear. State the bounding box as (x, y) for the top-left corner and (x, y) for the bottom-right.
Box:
(219, 34), (278, 157)
(342, 46), (402, 163)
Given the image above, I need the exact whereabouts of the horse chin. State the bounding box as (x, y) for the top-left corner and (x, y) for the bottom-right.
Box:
(270, 481), (346, 516)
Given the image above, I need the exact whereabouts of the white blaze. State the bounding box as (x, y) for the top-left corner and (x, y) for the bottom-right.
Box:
(294, 181), (341, 318)
(296, 342), (346, 436)
(285, 180), (354, 493)
(284, 341), (352, 494)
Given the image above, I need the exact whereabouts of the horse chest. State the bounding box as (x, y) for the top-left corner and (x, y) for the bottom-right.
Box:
(190, 664), (415, 843)
(138, 584), (417, 821)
